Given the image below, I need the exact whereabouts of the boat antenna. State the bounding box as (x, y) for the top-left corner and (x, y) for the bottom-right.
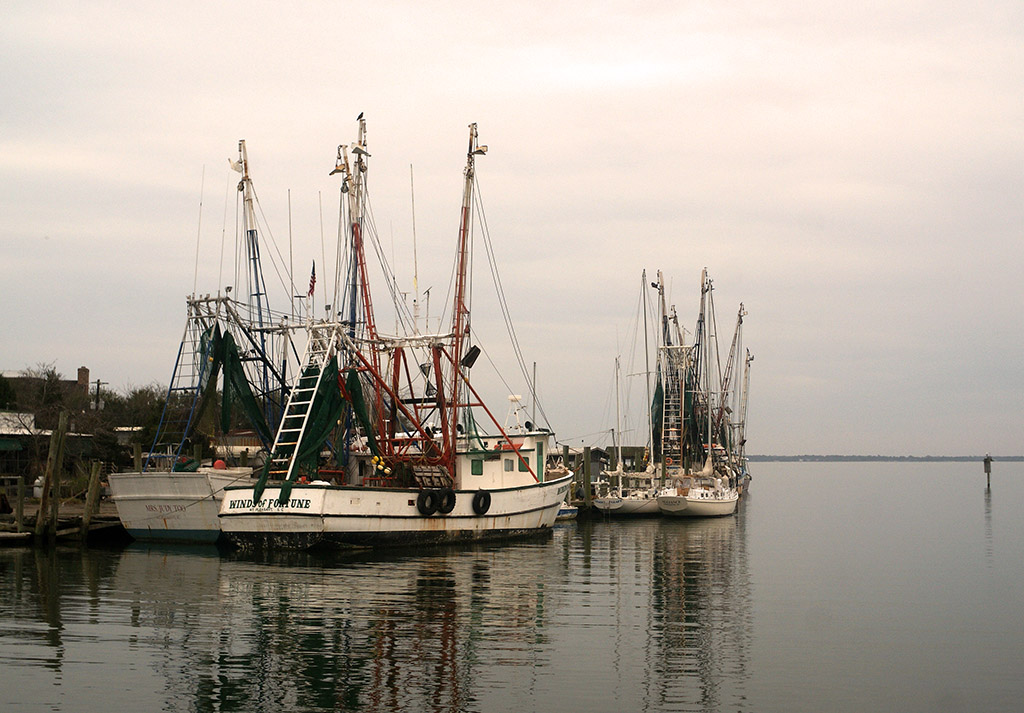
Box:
(192, 164), (205, 297)
(410, 163), (420, 332)
(288, 188), (294, 319)
(319, 190), (327, 315)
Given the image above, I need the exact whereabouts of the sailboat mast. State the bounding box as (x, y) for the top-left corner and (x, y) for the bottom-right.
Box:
(738, 349), (753, 461)
(641, 270), (653, 458)
(614, 355), (623, 470)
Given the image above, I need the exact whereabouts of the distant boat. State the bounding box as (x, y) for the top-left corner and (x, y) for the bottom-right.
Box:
(655, 269), (740, 518)
(556, 500), (579, 521)
(593, 276), (661, 517)
(219, 120), (570, 550)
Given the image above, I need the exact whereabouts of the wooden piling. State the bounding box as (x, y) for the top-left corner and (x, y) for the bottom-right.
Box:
(15, 476), (25, 533)
(562, 444), (570, 493)
(35, 410), (68, 541)
(583, 446), (592, 508)
(133, 444), (142, 472)
(48, 414), (68, 542)
(81, 461), (102, 537)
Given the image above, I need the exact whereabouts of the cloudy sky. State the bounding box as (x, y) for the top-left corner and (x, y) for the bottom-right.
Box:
(3, 1), (1022, 456)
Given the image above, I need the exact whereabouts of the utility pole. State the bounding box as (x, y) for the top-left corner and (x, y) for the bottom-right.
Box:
(93, 379), (108, 411)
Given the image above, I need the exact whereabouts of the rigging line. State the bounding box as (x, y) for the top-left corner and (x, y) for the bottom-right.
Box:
(288, 189), (294, 319)
(361, 188), (415, 332)
(472, 177), (550, 428)
(558, 428), (621, 444)
(362, 196), (417, 337)
(474, 341), (519, 413)
(319, 190), (328, 308)
(234, 191), (242, 304)
(192, 164), (205, 296)
(337, 186), (350, 315)
(218, 168), (231, 291)
(249, 184), (295, 305)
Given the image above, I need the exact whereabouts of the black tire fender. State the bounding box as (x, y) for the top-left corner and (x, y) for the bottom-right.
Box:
(471, 489), (491, 515)
(437, 487), (456, 514)
(417, 489), (439, 516)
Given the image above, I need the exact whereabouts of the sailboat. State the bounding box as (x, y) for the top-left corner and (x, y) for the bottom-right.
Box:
(218, 120), (571, 549)
(109, 141), (301, 542)
(592, 351), (660, 516)
(656, 269), (739, 517)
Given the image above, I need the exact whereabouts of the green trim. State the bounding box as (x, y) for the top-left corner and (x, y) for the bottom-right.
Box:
(0, 438), (23, 452)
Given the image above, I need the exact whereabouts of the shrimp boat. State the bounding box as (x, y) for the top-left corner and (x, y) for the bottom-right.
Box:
(655, 269), (740, 517)
(219, 120), (571, 549)
(110, 141), (300, 543)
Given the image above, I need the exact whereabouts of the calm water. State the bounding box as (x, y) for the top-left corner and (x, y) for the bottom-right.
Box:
(2, 461), (1022, 712)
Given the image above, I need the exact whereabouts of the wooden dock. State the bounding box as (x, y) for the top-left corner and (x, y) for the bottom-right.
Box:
(0, 499), (126, 546)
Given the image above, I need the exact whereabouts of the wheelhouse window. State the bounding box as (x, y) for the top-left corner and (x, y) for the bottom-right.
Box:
(471, 459), (484, 475)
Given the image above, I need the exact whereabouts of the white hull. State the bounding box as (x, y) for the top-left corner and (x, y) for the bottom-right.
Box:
(108, 468), (252, 543)
(218, 475), (572, 549)
(657, 487), (738, 517)
(593, 494), (661, 516)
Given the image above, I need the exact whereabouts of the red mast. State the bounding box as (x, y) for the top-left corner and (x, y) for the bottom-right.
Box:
(441, 124), (487, 471)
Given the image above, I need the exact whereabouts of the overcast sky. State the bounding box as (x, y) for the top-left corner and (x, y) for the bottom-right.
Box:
(3, 1), (1022, 456)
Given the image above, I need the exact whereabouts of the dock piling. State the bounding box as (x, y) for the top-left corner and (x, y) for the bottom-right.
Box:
(81, 461), (102, 538)
(15, 476), (25, 533)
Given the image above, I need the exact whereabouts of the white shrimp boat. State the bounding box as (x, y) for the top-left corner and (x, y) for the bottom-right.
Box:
(109, 141), (300, 544)
(109, 466), (252, 543)
(653, 270), (741, 518)
(220, 119), (570, 549)
(220, 432), (570, 549)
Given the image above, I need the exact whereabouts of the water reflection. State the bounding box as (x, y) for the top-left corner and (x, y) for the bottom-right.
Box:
(0, 509), (751, 713)
(984, 483), (993, 563)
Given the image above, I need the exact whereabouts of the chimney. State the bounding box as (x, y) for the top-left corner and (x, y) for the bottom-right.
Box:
(77, 366), (90, 394)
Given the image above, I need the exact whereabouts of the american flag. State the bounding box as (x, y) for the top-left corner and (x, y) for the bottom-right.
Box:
(308, 261), (316, 297)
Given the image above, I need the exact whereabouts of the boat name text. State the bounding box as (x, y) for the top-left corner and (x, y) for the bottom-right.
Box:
(228, 497), (313, 510)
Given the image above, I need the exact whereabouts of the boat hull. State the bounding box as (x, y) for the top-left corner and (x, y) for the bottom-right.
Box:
(219, 475), (572, 550)
(556, 504), (578, 521)
(657, 489), (738, 517)
(593, 494), (661, 516)
(108, 468), (252, 543)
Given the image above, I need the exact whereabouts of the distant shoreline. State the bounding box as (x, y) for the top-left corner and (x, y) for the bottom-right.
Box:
(747, 455), (1022, 462)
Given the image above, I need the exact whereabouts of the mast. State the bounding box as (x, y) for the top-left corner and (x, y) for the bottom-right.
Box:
(237, 140), (274, 425)
(737, 349), (753, 465)
(716, 302), (746, 450)
(641, 270), (653, 462)
(613, 355), (623, 473)
(442, 123), (487, 467)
